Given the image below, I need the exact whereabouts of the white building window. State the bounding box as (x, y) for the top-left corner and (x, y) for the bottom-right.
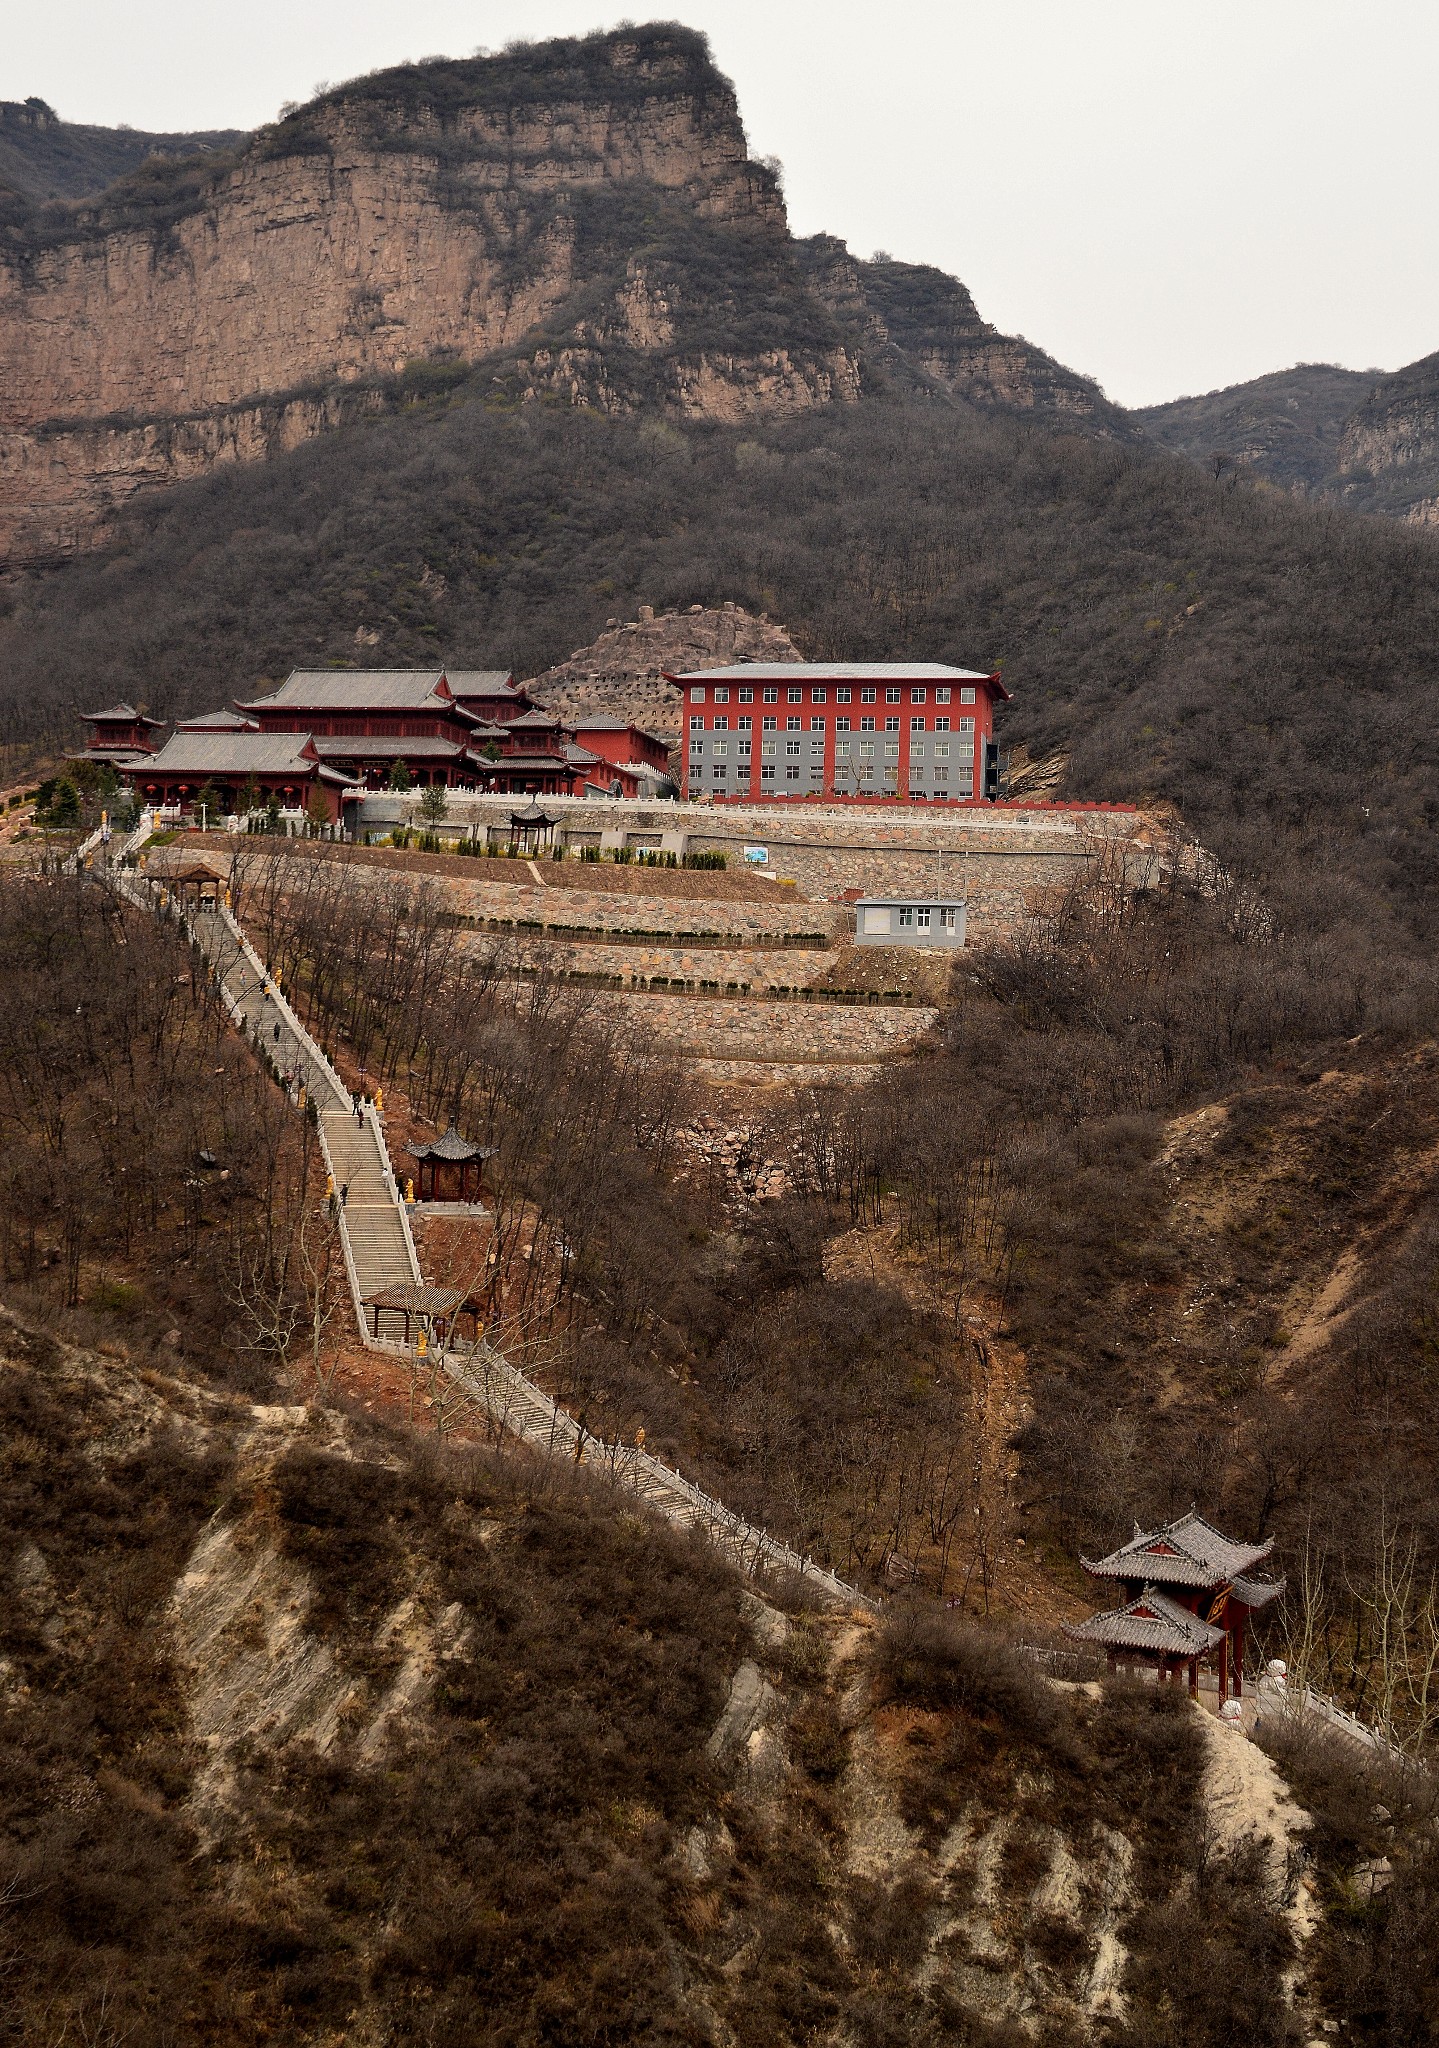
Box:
(911, 688), (926, 704)
(961, 686), (976, 704)
(936, 687), (951, 704)
(910, 716), (925, 732)
(689, 715), (703, 731)
(714, 687), (729, 702)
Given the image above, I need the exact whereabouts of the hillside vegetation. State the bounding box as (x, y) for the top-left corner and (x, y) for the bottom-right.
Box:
(0, 97), (245, 211)
(5, 391), (1439, 935)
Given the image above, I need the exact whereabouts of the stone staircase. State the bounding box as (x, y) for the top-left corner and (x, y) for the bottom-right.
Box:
(112, 869), (868, 1608)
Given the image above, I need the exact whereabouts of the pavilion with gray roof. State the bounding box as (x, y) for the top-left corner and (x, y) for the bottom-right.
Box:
(1066, 1512), (1284, 1701)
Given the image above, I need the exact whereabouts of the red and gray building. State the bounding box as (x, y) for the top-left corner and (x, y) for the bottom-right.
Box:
(670, 662), (1010, 803)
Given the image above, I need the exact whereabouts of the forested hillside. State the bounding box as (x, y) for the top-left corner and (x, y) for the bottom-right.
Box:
(0, 96), (244, 207)
(5, 388), (1439, 933)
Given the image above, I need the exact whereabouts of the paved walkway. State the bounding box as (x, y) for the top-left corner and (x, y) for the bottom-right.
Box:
(115, 869), (868, 1607)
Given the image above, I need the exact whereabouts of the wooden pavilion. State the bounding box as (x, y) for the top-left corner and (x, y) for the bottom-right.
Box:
(360, 1281), (481, 1346)
(1063, 1511), (1285, 1703)
(407, 1124), (497, 1204)
(161, 861), (228, 911)
(508, 801), (558, 852)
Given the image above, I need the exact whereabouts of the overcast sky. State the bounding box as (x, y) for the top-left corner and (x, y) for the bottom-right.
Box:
(9, 0), (1437, 406)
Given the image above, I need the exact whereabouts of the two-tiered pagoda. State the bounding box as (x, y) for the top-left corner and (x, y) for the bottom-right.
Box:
(1064, 1512), (1284, 1703)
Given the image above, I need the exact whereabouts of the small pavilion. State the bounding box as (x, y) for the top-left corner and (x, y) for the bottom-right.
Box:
(509, 801), (558, 852)
(407, 1124), (496, 1204)
(360, 1281), (479, 1347)
(160, 861), (227, 910)
(1064, 1511), (1285, 1703)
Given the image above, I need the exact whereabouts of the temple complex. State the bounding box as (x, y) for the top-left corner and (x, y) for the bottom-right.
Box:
(1064, 1511), (1284, 1702)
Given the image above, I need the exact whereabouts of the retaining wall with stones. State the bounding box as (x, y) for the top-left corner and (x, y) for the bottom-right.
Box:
(592, 990), (938, 1068)
(385, 795), (1145, 935)
(443, 876), (836, 942)
(462, 934), (837, 992)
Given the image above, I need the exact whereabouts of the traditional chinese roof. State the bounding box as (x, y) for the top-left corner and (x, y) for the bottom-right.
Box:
(175, 708), (258, 732)
(1082, 1512), (1275, 1590)
(1231, 1572), (1286, 1611)
(140, 731), (359, 783)
(309, 734), (468, 760)
(505, 708), (564, 731)
(509, 802), (558, 826)
(66, 746), (154, 767)
(408, 1124), (497, 1165)
(361, 1282), (468, 1316)
(237, 670), (453, 713)
(1064, 1586), (1227, 1657)
(82, 701), (166, 726)
(443, 669), (520, 698)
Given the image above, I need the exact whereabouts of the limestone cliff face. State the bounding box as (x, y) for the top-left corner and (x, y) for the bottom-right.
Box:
(801, 239), (1128, 430)
(0, 29), (825, 561)
(0, 26), (1117, 565)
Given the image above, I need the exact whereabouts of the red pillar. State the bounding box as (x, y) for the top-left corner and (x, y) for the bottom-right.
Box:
(1232, 1608), (1246, 1698)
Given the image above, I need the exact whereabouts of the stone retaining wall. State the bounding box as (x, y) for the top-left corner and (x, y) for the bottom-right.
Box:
(594, 990), (938, 1066)
(462, 934), (837, 992)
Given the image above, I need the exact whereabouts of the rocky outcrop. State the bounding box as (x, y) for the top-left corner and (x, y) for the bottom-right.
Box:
(527, 600), (803, 737)
(0, 28), (825, 561)
(0, 28), (1134, 566)
(1335, 351), (1439, 523)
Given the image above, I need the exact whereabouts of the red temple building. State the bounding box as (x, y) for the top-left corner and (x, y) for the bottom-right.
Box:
(78, 668), (671, 814)
(670, 661), (1010, 803)
(1064, 1512), (1285, 1703)
(133, 731), (359, 821)
(69, 701), (167, 773)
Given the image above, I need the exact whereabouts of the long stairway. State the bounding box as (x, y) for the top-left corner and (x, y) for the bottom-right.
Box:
(319, 1108), (418, 1338)
(116, 868), (867, 1607)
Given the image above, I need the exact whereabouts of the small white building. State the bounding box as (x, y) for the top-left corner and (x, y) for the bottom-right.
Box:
(852, 897), (967, 949)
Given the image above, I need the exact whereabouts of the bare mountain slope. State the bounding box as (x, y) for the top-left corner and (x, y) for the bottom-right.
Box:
(1134, 363), (1373, 495)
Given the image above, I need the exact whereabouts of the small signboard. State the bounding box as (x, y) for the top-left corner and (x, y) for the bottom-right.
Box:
(742, 845), (769, 865)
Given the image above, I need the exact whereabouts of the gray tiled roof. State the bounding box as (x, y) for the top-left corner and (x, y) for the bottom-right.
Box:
(444, 670), (518, 696)
(310, 734), (466, 760)
(176, 709), (258, 732)
(240, 670), (449, 711)
(143, 732), (333, 777)
(669, 662), (998, 683)
(1065, 1586), (1227, 1656)
(1082, 1513), (1274, 1589)
(82, 701), (165, 724)
(1231, 1572), (1286, 1611)
(409, 1124), (497, 1163)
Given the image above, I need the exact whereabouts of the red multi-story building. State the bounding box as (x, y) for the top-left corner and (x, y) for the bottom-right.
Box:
(669, 662), (1009, 803)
